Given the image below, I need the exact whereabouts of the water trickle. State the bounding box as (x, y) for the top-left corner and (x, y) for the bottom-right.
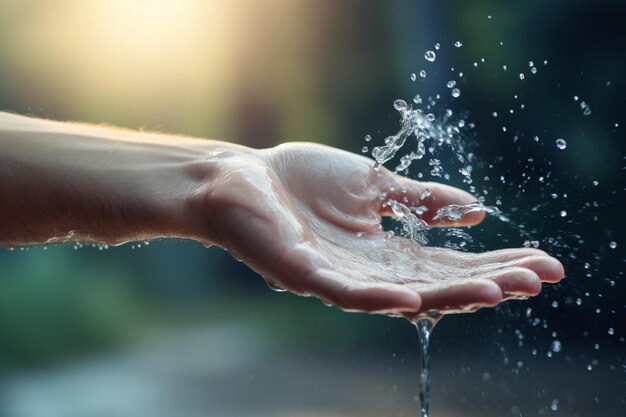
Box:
(415, 318), (434, 417)
(433, 202), (500, 222)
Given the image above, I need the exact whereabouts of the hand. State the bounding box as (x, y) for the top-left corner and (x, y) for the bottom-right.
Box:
(206, 142), (564, 316)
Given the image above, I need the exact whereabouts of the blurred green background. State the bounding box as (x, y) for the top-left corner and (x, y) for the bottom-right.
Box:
(0, 0), (624, 416)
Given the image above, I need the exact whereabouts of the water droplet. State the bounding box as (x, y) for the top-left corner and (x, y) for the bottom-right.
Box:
(424, 50), (436, 62)
(434, 42), (440, 50)
(451, 88), (461, 98)
(487, 15), (492, 19)
(446, 80), (456, 88)
(608, 328), (615, 335)
(364, 134), (372, 142)
(419, 69), (427, 78)
(519, 73), (525, 80)
(556, 138), (567, 149)
(560, 210), (567, 217)
(502, 65), (507, 71)
(550, 399), (559, 411)
(362, 146), (369, 153)
(609, 241), (617, 249)
(551, 340), (562, 353)
(393, 99), (408, 111)
(530, 67), (537, 74)
(413, 94), (422, 104)
(454, 41), (462, 47)
(410, 73), (417, 81)
(533, 135), (539, 142)
(528, 61), (534, 67)
(543, 60), (548, 65)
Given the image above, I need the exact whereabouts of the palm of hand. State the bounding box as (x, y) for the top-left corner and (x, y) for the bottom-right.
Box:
(210, 143), (563, 316)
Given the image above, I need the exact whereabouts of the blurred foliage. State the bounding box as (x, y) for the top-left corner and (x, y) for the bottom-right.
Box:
(0, 249), (147, 367)
(0, 0), (623, 375)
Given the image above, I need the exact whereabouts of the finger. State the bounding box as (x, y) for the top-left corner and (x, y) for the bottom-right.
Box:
(379, 170), (485, 227)
(410, 279), (503, 313)
(468, 255), (564, 283)
(304, 269), (422, 314)
(478, 267), (542, 298)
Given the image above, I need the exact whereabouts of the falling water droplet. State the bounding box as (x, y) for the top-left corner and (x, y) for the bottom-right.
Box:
(454, 41), (462, 47)
(531, 67), (537, 74)
(424, 50), (436, 62)
(556, 138), (567, 149)
(560, 210), (567, 217)
(362, 146), (369, 153)
(451, 88), (461, 98)
(434, 43), (440, 50)
(420, 69), (427, 78)
(609, 241), (617, 249)
(447, 80), (456, 88)
(364, 134), (372, 142)
(519, 73), (525, 80)
(551, 340), (562, 353)
(411, 73), (417, 81)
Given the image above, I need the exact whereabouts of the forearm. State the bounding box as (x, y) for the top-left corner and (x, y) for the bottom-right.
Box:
(0, 112), (252, 247)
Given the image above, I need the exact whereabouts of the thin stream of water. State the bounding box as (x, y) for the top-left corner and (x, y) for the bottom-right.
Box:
(416, 318), (434, 417)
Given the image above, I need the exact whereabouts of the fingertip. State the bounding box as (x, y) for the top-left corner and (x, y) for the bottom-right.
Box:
(514, 256), (565, 283)
(340, 285), (422, 314)
(476, 279), (504, 306)
(417, 279), (503, 313)
(492, 268), (542, 297)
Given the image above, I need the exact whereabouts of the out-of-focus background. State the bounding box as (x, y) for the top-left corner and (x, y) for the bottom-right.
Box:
(0, 0), (624, 416)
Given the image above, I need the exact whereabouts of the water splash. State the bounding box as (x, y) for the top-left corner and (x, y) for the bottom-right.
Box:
(432, 202), (500, 222)
(371, 100), (467, 172)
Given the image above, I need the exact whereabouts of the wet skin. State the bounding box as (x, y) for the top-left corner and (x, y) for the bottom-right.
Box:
(208, 142), (564, 316)
(0, 113), (564, 316)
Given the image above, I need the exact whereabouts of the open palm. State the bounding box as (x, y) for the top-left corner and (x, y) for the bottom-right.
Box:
(209, 143), (563, 316)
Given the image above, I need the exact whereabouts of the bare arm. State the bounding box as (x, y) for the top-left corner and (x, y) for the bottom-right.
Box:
(0, 112), (246, 246)
(0, 112), (563, 315)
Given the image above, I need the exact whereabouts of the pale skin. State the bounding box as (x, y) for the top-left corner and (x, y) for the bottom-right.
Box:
(0, 112), (564, 317)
